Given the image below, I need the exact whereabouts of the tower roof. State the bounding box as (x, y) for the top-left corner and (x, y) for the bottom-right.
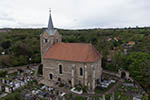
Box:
(47, 9), (56, 35)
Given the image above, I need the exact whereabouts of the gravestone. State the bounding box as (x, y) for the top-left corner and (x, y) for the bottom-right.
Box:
(0, 85), (2, 91)
(5, 86), (12, 93)
(102, 95), (106, 100)
(2, 79), (5, 84)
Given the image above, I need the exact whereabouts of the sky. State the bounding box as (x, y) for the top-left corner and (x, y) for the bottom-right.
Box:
(0, 0), (150, 29)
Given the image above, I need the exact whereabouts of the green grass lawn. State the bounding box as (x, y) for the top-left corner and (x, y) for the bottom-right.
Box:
(74, 96), (87, 100)
(66, 94), (87, 100)
(95, 87), (105, 94)
(0, 88), (23, 100)
(106, 93), (112, 100)
(141, 95), (149, 100)
(90, 96), (102, 100)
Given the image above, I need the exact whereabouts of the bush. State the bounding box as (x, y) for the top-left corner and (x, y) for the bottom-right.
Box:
(0, 71), (7, 77)
(75, 86), (82, 91)
(95, 86), (106, 93)
(82, 86), (88, 93)
(1, 92), (23, 100)
(59, 83), (65, 87)
(75, 96), (87, 100)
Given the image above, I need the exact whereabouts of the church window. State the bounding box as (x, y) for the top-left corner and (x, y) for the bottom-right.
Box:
(44, 39), (48, 43)
(68, 80), (71, 84)
(80, 68), (83, 76)
(59, 64), (62, 74)
(49, 74), (53, 79)
(58, 77), (61, 82)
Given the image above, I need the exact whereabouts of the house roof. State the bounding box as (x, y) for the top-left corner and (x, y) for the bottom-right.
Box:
(114, 36), (120, 41)
(128, 41), (135, 45)
(44, 43), (100, 62)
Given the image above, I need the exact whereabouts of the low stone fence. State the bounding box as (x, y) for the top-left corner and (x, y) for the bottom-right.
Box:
(102, 70), (120, 78)
(0, 63), (40, 74)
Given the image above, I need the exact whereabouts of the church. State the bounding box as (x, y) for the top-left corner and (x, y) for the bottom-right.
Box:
(40, 12), (103, 90)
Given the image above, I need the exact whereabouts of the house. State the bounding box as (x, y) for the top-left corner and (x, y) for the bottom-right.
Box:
(40, 11), (102, 91)
(113, 36), (120, 42)
(128, 41), (135, 47)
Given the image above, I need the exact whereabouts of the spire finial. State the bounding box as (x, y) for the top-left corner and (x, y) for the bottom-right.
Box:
(49, 8), (51, 15)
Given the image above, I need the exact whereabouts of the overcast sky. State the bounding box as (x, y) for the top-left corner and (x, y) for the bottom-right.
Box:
(0, 0), (150, 29)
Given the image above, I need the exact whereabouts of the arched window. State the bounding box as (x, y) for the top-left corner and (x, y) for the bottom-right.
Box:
(49, 74), (53, 79)
(59, 64), (62, 74)
(68, 80), (71, 84)
(80, 68), (83, 76)
(58, 77), (61, 82)
(44, 39), (48, 43)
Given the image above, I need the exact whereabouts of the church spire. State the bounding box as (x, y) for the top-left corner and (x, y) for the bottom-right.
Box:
(47, 9), (56, 35)
(48, 9), (54, 30)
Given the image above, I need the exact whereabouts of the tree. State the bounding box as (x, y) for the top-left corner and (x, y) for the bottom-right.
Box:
(128, 52), (150, 98)
(0, 71), (7, 77)
(111, 51), (128, 71)
(1, 40), (11, 49)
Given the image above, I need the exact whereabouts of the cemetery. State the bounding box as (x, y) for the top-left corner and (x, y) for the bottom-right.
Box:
(0, 65), (148, 100)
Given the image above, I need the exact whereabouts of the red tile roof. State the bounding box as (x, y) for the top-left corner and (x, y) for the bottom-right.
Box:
(128, 41), (135, 45)
(44, 43), (100, 62)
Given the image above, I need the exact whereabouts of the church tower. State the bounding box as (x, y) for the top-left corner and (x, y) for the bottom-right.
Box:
(40, 10), (62, 64)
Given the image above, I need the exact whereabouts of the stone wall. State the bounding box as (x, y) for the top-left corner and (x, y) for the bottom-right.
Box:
(40, 29), (102, 90)
(40, 31), (62, 64)
(42, 58), (102, 90)
(103, 69), (131, 80)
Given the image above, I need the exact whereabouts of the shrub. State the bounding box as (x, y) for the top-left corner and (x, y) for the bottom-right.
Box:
(0, 71), (7, 77)
(82, 86), (88, 93)
(59, 83), (65, 87)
